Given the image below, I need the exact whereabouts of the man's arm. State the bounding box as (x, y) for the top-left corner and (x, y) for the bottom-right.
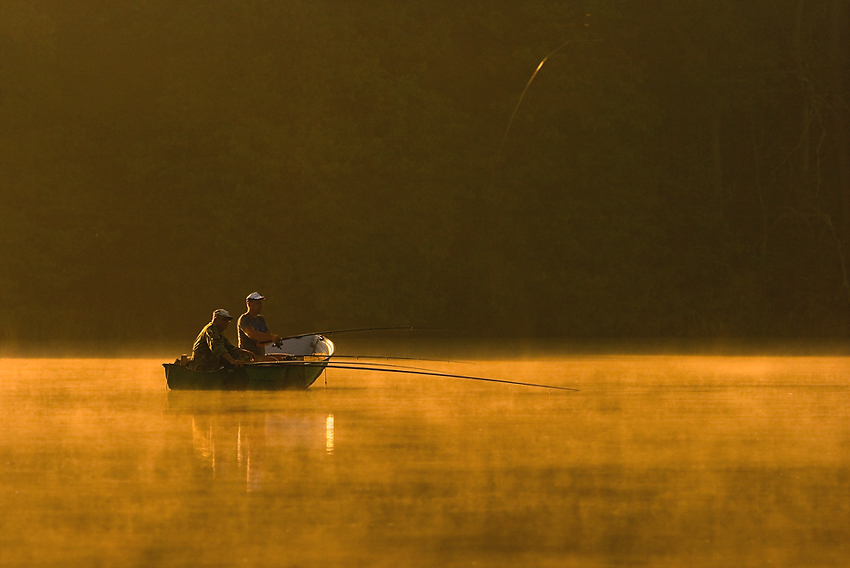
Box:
(207, 328), (246, 367)
(239, 323), (281, 345)
(221, 351), (246, 367)
(235, 348), (256, 360)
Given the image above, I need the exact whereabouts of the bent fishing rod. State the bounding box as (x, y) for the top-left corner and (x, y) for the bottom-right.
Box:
(252, 360), (578, 391)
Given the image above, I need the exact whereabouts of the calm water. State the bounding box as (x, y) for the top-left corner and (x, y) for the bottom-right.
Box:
(1, 355), (848, 567)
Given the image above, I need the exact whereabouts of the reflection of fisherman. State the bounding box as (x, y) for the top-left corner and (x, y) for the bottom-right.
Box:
(238, 292), (285, 360)
(189, 309), (255, 371)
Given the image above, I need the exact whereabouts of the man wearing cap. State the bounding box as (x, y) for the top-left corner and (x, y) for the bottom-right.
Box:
(188, 309), (255, 371)
(238, 292), (284, 359)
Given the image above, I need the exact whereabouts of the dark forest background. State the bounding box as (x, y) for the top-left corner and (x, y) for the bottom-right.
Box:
(2, 0), (849, 349)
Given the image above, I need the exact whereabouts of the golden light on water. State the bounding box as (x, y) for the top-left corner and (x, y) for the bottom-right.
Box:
(2, 356), (849, 566)
(247, 442), (255, 493)
(237, 424), (242, 467)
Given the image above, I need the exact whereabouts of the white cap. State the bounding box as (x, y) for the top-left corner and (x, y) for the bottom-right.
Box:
(212, 309), (232, 320)
(246, 292), (265, 302)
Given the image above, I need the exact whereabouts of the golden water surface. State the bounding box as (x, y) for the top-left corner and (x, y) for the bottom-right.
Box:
(1, 356), (848, 567)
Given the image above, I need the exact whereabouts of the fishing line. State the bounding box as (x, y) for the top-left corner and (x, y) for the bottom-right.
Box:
(496, 37), (600, 163)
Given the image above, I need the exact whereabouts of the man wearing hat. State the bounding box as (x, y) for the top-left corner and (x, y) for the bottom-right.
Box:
(188, 309), (255, 371)
(238, 292), (283, 359)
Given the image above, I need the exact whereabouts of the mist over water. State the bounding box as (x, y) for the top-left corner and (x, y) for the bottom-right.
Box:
(1, 354), (848, 567)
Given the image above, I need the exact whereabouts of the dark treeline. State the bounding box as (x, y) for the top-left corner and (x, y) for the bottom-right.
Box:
(1, 0), (848, 347)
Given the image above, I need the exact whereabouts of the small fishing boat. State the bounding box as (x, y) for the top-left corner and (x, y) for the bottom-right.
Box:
(164, 327), (578, 392)
(163, 334), (335, 391)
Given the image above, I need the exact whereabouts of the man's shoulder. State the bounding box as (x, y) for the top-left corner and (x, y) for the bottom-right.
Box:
(238, 313), (265, 328)
(200, 322), (222, 341)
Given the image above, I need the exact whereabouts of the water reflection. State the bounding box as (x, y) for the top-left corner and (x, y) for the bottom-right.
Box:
(326, 414), (334, 454)
(169, 392), (333, 491)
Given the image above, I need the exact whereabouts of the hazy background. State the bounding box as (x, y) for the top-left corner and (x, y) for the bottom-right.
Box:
(2, 1), (849, 351)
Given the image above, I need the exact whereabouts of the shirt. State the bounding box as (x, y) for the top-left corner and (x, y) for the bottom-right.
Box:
(191, 322), (239, 371)
(237, 313), (269, 357)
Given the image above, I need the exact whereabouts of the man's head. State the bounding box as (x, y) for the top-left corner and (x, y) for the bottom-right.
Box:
(246, 292), (265, 315)
(212, 309), (233, 330)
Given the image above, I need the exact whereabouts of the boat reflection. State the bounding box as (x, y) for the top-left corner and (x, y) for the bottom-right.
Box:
(168, 392), (334, 491)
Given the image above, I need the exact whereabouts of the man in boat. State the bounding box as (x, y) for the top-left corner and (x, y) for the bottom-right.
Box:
(188, 309), (255, 371)
(238, 292), (289, 360)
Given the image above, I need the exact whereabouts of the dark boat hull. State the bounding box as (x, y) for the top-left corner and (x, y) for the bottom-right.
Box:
(163, 361), (327, 391)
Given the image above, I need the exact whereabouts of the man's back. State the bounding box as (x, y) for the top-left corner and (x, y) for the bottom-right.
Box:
(191, 322), (234, 371)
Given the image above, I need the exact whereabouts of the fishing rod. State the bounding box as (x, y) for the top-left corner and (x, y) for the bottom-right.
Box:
(253, 360), (578, 391)
(280, 327), (422, 341)
(249, 359), (452, 373)
(329, 354), (468, 364)
(255, 359), (440, 374)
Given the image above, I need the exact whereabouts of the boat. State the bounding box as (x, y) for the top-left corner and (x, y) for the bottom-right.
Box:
(163, 334), (335, 391)
(164, 329), (577, 391)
